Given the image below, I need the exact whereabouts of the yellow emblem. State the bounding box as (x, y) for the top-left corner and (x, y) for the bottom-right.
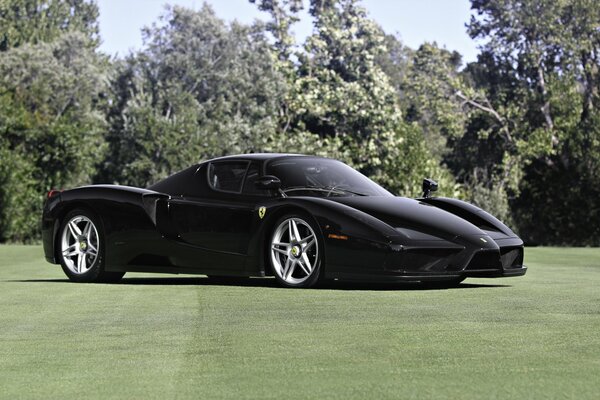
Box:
(258, 206), (266, 219)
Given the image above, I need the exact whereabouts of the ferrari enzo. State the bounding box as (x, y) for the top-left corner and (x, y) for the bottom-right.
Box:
(42, 154), (526, 288)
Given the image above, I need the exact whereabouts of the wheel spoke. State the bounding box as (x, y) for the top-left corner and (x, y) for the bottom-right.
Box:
(288, 220), (295, 241)
(291, 220), (301, 242)
(282, 257), (292, 278)
(62, 244), (77, 256)
(299, 234), (314, 244)
(304, 239), (315, 252)
(68, 221), (81, 239)
(76, 254), (83, 272)
(297, 259), (310, 275)
(65, 250), (78, 258)
(88, 241), (97, 252)
(272, 242), (289, 248)
(272, 246), (288, 256)
(82, 222), (92, 240)
(72, 221), (82, 235)
(285, 260), (297, 280)
(301, 253), (312, 273)
(87, 249), (97, 258)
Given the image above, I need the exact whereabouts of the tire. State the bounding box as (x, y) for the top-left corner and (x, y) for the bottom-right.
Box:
(58, 208), (125, 283)
(268, 213), (324, 288)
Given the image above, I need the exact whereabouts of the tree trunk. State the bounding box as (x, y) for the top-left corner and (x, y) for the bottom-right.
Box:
(536, 63), (554, 133)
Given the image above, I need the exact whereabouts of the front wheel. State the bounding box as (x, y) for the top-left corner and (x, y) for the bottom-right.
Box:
(58, 208), (124, 283)
(269, 214), (324, 288)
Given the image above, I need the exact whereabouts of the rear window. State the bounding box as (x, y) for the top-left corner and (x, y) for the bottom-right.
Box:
(207, 161), (249, 193)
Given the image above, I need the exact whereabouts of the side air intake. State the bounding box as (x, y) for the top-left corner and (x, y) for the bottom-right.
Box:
(465, 251), (502, 271)
(500, 247), (524, 269)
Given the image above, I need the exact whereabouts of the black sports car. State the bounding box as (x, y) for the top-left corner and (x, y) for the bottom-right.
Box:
(42, 154), (526, 288)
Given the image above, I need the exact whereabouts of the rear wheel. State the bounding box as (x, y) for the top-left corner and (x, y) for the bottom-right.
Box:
(58, 209), (124, 283)
(269, 214), (323, 288)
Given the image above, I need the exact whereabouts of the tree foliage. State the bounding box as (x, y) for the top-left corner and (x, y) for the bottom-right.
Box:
(97, 5), (287, 187)
(0, 0), (599, 245)
(0, 0), (99, 51)
(465, 0), (600, 244)
(0, 32), (107, 241)
(258, 0), (459, 197)
(402, 43), (466, 158)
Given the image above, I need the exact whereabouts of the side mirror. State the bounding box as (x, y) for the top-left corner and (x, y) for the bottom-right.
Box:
(255, 175), (282, 190)
(422, 178), (438, 198)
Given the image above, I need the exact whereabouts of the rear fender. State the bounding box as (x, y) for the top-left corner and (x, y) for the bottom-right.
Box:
(45, 185), (168, 267)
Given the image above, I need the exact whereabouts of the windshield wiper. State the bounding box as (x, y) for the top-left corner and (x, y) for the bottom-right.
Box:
(322, 186), (369, 196)
(282, 186), (368, 196)
(282, 186), (335, 194)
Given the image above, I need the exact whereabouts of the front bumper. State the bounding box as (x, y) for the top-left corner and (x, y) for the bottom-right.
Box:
(325, 233), (528, 282)
(394, 265), (527, 281)
(330, 265), (527, 283)
(465, 265), (527, 278)
(379, 234), (527, 280)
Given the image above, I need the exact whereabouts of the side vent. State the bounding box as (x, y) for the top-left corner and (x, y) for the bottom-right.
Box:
(142, 193), (170, 225)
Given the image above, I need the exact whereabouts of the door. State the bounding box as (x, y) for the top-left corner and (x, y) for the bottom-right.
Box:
(166, 161), (267, 272)
(168, 197), (255, 255)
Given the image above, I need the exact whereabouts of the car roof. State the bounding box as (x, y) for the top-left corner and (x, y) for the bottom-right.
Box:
(204, 153), (321, 163)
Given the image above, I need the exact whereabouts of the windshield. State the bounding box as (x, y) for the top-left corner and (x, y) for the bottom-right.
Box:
(265, 157), (393, 197)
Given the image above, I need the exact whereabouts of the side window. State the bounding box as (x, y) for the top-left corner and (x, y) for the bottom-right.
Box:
(207, 161), (248, 193)
(243, 163), (270, 196)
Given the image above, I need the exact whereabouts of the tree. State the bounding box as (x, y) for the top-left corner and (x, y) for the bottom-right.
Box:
(467, 0), (600, 243)
(254, 0), (459, 196)
(0, 33), (107, 241)
(402, 43), (466, 159)
(0, 0), (99, 51)
(249, 0), (304, 62)
(98, 5), (287, 187)
(375, 33), (412, 101)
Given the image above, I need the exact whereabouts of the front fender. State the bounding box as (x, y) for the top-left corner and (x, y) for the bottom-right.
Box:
(419, 197), (517, 237)
(246, 196), (399, 277)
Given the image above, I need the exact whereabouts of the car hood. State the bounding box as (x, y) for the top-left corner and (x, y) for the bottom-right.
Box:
(328, 196), (487, 242)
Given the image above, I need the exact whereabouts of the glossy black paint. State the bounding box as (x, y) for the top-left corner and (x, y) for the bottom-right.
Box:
(42, 153), (526, 282)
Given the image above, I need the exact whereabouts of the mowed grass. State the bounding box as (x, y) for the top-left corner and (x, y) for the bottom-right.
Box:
(0, 247), (599, 399)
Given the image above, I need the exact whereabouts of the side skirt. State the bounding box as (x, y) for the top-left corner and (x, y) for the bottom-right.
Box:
(108, 264), (263, 277)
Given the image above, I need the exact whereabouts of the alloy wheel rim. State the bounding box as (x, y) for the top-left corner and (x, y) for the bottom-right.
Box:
(61, 216), (99, 275)
(271, 217), (319, 284)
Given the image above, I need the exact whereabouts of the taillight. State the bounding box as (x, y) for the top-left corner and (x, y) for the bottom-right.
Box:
(47, 189), (62, 198)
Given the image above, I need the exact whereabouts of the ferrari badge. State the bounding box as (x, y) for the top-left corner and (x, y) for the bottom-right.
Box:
(258, 206), (266, 219)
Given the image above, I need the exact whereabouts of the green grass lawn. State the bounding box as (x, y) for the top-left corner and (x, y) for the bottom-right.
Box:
(0, 246), (599, 399)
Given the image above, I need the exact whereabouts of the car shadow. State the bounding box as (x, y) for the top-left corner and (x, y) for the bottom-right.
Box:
(7, 277), (511, 291)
